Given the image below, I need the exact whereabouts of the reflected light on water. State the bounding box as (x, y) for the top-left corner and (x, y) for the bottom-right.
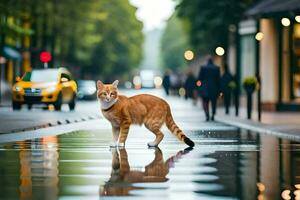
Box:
(2, 126), (300, 199)
(257, 194), (265, 200)
(257, 182), (265, 192)
(294, 190), (300, 200)
(281, 189), (291, 200)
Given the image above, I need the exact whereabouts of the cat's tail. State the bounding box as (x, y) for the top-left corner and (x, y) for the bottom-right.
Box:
(165, 106), (195, 147)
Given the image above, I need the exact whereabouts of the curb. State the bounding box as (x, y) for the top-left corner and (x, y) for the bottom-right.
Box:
(0, 119), (107, 144)
(216, 116), (300, 142)
(1, 114), (102, 134)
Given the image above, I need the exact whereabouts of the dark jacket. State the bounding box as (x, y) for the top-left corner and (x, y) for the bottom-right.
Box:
(184, 74), (196, 98)
(197, 63), (221, 99)
(162, 75), (170, 88)
(184, 74), (196, 91)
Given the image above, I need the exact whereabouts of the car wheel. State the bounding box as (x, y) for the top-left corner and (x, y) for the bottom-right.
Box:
(69, 94), (76, 111)
(12, 101), (21, 110)
(27, 104), (32, 110)
(54, 93), (62, 111)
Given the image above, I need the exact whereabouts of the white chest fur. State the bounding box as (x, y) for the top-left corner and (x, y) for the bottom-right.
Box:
(99, 99), (118, 110)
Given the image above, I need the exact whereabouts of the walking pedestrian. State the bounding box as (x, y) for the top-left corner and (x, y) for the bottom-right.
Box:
(162, 70), (171, 96)
(221, 63), (234, 114)
(197, 57), (221, 121)
(184, 71), (196, 100)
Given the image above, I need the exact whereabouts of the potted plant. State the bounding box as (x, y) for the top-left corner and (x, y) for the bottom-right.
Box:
(228, 81), (237, 90)
(243, 76), (258, 119)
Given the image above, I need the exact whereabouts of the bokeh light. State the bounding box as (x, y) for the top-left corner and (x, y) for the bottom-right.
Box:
(133, 75), (141, 89)
(215, 47), (225, 56)
(255, 32), (264, 41)
(196, 80), (202, 87)
(281, 190), (291, 200)
(296, 16), (300, 23)
(179, 87), (186, 97)
(154, 76), (162, 88)
(281, 18), (291, 27)
(124, 81), (132, 89)
(184, 50), (194, 61)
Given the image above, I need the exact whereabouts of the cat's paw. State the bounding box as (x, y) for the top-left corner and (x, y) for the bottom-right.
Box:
(147, 142), (158, 147)
(109, 142), (117, 148)
(117, 142), (125, 148)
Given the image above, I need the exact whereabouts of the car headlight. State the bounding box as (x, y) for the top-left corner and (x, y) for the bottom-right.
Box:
(14, 86), (22, 92)
(45, 86), (56, 93)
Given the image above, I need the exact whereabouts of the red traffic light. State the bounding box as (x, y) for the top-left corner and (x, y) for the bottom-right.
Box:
(40, 51), (52, 63)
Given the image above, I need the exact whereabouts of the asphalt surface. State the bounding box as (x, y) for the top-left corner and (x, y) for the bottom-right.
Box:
(0, 89), (300, 200)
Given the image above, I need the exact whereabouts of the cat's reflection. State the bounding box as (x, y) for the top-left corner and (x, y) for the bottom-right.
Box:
(101, 147), (192, 196)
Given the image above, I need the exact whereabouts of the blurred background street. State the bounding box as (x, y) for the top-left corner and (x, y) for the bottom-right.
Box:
(1, 89), (300, 200)
(1, 0), (300, 199)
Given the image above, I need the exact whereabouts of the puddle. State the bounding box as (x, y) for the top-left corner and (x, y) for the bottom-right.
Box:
(0, 128), (299, 200)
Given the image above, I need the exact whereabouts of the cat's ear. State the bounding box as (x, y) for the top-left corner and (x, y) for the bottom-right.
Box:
(97, 80), (104, 89)
(112, 80), (119, 88)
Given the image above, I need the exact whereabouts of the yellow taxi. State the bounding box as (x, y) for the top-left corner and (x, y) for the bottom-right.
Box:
(12, 68), (77, 111)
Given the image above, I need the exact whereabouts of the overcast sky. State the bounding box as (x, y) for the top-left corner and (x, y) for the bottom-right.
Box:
(129, 0), (176, 31)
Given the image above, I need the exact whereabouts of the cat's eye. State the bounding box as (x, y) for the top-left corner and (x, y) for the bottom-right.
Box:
(100, 92), (107, 96)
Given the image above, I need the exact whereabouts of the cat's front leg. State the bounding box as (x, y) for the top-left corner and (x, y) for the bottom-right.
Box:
(110, 125), (120, 148)
(117, 121), (131, 147)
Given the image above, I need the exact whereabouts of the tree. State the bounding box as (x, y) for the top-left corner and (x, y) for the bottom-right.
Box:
(0, 0), (144, 79)
(176, 0), (255, 55)
(160, 13), (190, 70)
(88, 0), (143, 81)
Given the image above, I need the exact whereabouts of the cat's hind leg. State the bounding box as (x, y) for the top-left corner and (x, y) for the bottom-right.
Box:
(147, 129), (164, 147)
(145, 123), (164, 147)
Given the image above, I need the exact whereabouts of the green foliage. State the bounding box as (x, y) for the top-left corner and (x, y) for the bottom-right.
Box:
(243, 76), (257, 87)
(176, 0), (255, 54)
(0, 0), (144, 79)
(228, 81), (237, 89)
(89, 0), (144, 79)
(160, 13), (190, 70)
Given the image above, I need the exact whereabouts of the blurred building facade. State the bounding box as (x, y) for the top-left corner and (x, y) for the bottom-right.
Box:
(229, 0), (300, 111)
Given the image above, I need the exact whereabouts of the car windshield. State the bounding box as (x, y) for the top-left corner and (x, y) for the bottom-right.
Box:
(22, 69), (59, 82)
(78, 81), (95, 87)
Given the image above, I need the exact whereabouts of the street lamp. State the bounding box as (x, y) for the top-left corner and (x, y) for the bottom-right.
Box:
(215, 47), (225, 56)
(281, 18), (291, 27)
(255, 30), (263, 121)
(184, 50), (194, 61)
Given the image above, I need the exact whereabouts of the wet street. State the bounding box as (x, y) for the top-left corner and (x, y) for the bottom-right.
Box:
(0, 90), (300, 200)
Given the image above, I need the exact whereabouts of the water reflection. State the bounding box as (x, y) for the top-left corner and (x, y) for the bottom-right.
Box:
(100, 147), (192, 196)
(0, 129), (300, 199)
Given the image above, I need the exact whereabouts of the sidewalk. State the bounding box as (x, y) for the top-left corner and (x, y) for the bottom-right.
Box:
(0, 101), (102, 134)
(215, 107), (300, 142)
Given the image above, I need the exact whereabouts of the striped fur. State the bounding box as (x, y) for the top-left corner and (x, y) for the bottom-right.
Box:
(165, 107), (195, 147)
(97, 80), (195, 147)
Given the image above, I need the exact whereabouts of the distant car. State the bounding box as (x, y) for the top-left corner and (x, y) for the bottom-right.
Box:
(140, 70), (155, 88)
(12, 68), (77, 111)
(77, 80), (97, 100)
(132, 70), (162, 89)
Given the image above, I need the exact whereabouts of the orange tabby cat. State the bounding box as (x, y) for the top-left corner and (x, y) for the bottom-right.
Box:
(97, 80), (194, 148)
